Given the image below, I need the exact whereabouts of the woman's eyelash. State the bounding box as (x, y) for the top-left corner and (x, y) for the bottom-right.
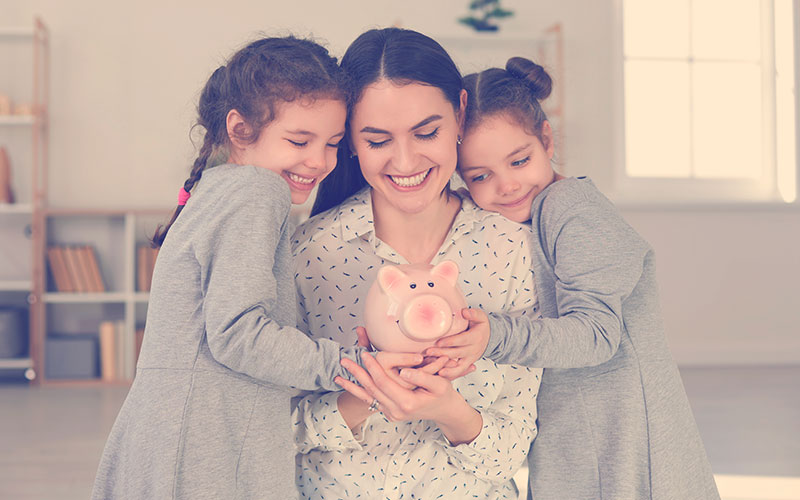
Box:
(471, 173), (488, 182)
(416, 128), (439, 140)
(367, 139), (389, 149)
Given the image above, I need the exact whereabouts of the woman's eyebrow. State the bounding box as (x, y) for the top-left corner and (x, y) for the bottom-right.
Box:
(359, 114), (444, 135)
(410, 114), (442, 131)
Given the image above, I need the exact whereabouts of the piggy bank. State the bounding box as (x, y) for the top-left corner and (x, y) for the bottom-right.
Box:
(363, 260), (469, 353)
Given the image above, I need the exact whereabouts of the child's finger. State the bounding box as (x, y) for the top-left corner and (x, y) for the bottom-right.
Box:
(417, 356), (450, 375)
(355, 326), (372, 350)
(437, 361), (477, 380)
(399, 367), (448, 393)
(431, 330), (471, 349)
(426, 345), (472, 360)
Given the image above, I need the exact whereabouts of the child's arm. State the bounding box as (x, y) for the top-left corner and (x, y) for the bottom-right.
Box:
(197, 173), (419, 391)
(484, 193), (652, 368)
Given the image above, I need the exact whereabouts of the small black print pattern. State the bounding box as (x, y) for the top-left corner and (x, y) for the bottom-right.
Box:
(292, 190), (543, 499)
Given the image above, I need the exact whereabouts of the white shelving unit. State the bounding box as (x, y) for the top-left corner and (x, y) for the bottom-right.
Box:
(0, 18), (47, 382)
(37, 209), (167, 384)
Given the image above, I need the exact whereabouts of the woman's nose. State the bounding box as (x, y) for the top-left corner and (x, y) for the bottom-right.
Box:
(392, 140), (418, 173)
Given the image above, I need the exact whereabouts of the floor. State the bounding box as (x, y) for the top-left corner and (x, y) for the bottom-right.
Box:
(0, 365), (798, 500)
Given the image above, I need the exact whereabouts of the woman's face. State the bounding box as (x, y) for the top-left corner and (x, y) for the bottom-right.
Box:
(349, 79), (461, 215)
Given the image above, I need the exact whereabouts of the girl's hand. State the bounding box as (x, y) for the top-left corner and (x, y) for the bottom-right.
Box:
(424, 308), (489, 379)
(335, 352), (482, 445)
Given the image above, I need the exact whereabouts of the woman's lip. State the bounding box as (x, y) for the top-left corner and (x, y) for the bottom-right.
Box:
(386, 168), (433, 190)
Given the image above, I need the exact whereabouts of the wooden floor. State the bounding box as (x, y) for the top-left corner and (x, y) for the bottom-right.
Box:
(0, 365), (798, 500)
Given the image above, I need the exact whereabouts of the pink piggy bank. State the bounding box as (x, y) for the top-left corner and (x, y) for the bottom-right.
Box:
(363, 260), (469, 353)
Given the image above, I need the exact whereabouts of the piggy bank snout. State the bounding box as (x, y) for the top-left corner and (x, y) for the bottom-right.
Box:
(398, 295), (454, 341)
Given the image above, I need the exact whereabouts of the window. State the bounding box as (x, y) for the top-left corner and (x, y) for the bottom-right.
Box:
(617, 0), (797, 203)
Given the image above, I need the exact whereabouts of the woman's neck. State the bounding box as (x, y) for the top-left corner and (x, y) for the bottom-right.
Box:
(372, 190), (461, 265)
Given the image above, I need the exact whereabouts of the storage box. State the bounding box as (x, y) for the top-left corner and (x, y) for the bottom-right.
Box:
(45, 334), (99, 379)
(0, 308), (26, 358)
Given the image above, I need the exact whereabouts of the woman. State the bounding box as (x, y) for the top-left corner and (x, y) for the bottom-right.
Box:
(291, 28), (542, 499)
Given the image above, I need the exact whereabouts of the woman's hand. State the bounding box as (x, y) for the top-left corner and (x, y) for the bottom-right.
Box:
(335, 352), (483, 445)
(424, 308), (490, 379)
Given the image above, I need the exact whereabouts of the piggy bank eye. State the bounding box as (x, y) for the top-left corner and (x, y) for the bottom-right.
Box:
(427, 282), (434, 288)
(409, 283), (417, 289)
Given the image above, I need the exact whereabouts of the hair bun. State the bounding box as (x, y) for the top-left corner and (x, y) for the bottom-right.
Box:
(506, 57), (552, 101)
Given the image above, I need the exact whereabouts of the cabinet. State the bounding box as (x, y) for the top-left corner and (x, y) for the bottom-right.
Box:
(0, 18), (47, 381)
(35, 209), (167, 385)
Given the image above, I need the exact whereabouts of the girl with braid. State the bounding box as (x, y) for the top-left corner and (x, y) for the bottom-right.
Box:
(91, 36), (421, 500)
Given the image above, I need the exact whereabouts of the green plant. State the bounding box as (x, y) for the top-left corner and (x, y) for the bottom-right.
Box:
(459, 0), (514, 32)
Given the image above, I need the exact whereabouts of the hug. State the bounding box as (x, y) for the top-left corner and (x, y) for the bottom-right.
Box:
(91, 27), (720, 500)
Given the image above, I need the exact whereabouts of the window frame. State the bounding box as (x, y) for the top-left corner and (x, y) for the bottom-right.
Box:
(610, 0), (800, 207)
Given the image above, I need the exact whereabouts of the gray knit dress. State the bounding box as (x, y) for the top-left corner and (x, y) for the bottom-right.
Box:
(91, 165), (364, 500)
(485, 177), (720, 500)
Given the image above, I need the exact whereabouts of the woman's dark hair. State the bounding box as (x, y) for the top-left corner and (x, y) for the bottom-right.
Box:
(310, 28), (463, 217)
(152, 36), (350, 247)
(462, 56), (552, 141)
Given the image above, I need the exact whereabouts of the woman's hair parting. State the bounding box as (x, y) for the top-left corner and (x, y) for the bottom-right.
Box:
(462, 56), (552, 141)
(151, 36), (350, 247)
(310, 27), (463, 217)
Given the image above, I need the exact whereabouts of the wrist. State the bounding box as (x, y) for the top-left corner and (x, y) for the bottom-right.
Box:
(437, 397), (482, 446)
(337, 392), (372, 430)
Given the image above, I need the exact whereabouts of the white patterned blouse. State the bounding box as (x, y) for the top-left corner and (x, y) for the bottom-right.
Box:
(291, 188), (543, 500)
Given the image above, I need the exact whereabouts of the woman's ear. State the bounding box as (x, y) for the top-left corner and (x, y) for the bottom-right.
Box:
(541, 120), (555, 160)
(226, 109), (252, 150)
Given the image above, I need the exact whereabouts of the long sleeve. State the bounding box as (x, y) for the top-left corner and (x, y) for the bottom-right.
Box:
(197, 170), (365, 391)
(485, 183), (652, 368)
(293, 391), (364, 454)
(438, 363), (541, 485)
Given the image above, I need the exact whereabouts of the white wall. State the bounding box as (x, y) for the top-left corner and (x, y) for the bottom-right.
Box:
(4, 0), (799, 365)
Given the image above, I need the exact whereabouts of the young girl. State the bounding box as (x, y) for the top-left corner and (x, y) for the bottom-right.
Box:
(91, 36), (421, 500)
(435, 57), (722, 499)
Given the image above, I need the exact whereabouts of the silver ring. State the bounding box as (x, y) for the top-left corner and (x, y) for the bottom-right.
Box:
(367, 398), (380, 412)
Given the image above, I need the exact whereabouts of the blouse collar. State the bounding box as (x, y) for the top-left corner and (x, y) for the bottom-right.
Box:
(337, 187), (500, 263)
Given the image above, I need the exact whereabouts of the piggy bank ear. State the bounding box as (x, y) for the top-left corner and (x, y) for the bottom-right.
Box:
(431, 260), (459, 286)
(377, 265), (407, 292)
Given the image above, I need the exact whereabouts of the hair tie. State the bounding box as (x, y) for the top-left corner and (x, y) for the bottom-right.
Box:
(178, 187), (191, 206)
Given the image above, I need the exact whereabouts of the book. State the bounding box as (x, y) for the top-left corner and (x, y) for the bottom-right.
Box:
(83, 245), (105, 293)
(62, 246), (88, 293)
(137, 245), (159, 292)
(0, 146), (12, 204)
(47, 246), (73, 292)
(98, 321), (117, 381)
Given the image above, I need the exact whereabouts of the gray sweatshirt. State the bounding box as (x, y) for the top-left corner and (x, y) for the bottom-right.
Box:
(486, 177), (720, 500)
(92, 165), (364, 499)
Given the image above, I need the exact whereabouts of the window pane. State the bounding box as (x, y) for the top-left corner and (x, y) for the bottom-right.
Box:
(775, 0), (797, 202)
(692, 62), (762, 178)
(624, 0), (690, 58)
(625, 61), (691, 177)
(692, 0), (761, 61)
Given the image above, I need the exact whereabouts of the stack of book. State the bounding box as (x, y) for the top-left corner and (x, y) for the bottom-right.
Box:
(99, 321), (145, 381)
(137, 245), (159, 292)
(46, 245), (105, 293)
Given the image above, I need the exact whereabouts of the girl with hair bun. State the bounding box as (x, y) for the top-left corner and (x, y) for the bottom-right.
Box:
(430, 57), (722, 499)
(91, 36), (422, 499)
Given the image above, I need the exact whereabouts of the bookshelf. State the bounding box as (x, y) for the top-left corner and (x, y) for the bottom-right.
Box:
(0, 18), (47, 382)
(33, 209), (167, 385)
